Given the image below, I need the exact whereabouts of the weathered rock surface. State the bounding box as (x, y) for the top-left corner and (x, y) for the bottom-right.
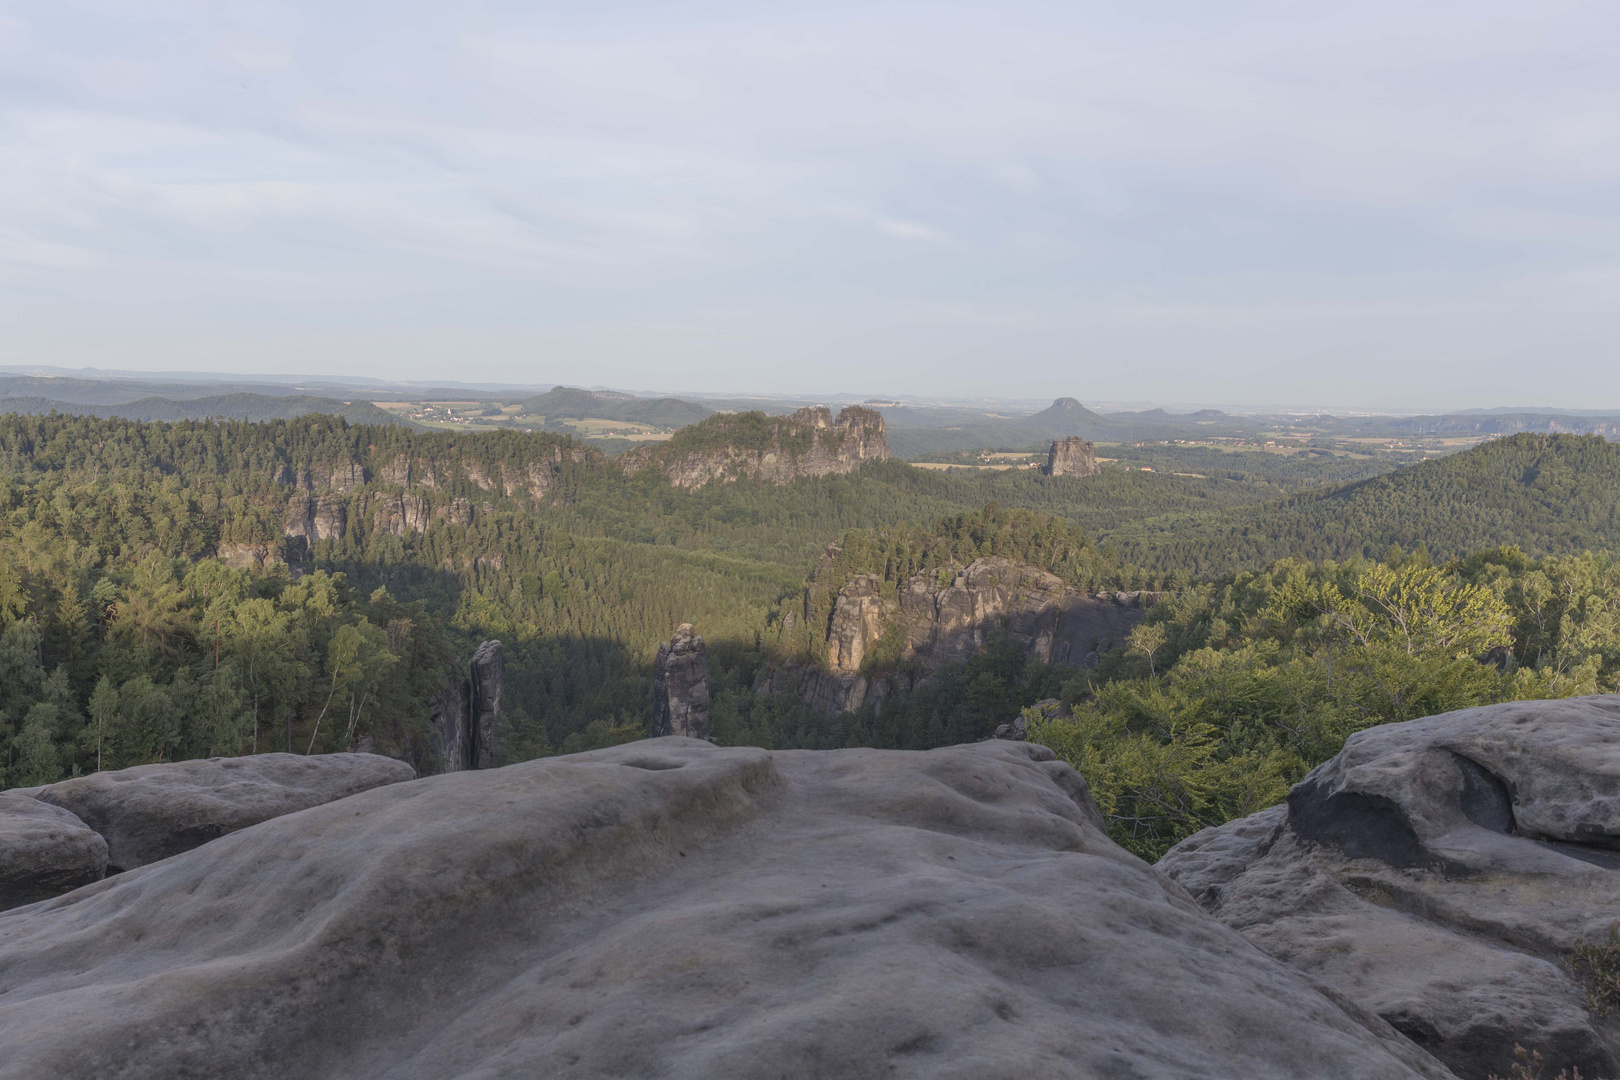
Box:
(0, 793), (107, 911)
(652, 624), (711, 739)
(1158, 696), (1620, 1080)
(1043, 436), (1100, 478)
(620, 405), (889, 489)
(764, 557), (1155, 714)
(428, 640), (505, 771)
(26, 752), (415, 872)
(0, 739), (1452, 1079)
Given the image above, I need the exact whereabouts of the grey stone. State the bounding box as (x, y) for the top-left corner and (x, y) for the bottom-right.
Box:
(1158, 696), (1620, 1079)
(428, 640), (504, 771)
(28, 752), (415, 872)
(1042, 436), (1101, 477)
(0, 793), (107, 911)
(0, 739), (1452, 1079)
(652, 624), (711, 740)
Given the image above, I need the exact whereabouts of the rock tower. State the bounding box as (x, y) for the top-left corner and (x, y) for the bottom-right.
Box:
(652, 624), (712, 740)
(1043, 436), (1100, 478)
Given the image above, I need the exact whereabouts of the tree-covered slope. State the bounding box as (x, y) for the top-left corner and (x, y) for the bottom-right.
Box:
(1107, 434), (1620, 575)
(0, 393), (408, 427)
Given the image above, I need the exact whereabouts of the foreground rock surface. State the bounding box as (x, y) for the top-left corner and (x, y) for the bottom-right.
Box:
(0, 739), (1451, 1079)
(1159, 696), (1620, 1080)
(0, 793), (107, 911)
(24, 752), (415, 871)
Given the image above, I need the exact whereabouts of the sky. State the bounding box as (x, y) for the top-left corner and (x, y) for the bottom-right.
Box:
(3, 1), (1619, 410)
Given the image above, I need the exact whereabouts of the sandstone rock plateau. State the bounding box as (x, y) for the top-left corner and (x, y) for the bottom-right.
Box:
(1043, 436), (1101, 478)
(1158, 696), (1620, 1080)
(8, 752), (414, 887)
(620, 405), (889, 489)
(763, 556), (1154, 714)
(0, 739), (1451, 1079)
(652, 623), (712, 739)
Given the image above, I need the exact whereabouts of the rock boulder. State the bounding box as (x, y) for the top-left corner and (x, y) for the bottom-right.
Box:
(0, 739), (1452, 1079)
(0, 793), (107, 911)
(27, 752), (415, 872)
(1158, 696), (1620, 1079)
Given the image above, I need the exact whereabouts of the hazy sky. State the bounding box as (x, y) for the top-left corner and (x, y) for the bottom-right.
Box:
(3, 2), (1618, 408)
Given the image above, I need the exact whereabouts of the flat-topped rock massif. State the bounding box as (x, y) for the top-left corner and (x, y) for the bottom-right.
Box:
(0, 739), (1451, 1080)
(764, 556), (1154, 713)
(1158, 696), (1620, 1080)
(620, 405), (890, 489)
(1043, 436), (1100, 477)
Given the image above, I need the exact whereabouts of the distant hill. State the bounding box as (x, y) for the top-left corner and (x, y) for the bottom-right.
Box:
(1104, 433), (1620, 574)
(519, 387), (711, 428)
(0, 393), (408, 427)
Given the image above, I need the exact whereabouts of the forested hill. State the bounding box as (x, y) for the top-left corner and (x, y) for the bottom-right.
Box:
(0, 393), (406, 427)
(1106, 433), (1620, 574)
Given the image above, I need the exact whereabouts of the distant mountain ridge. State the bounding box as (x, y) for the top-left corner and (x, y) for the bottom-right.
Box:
(519, 387), (712, 429)
(0, 392), (406, 427)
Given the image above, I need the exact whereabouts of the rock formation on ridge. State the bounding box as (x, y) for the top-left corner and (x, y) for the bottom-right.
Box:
(428, 640), (505, 771)
(0, 738), (1453, 1079)
(652, 624), (712, 740)
(1042, 436), (1100, 478)
(619, 405), (890, 489)
(1158, 695), (1620, 1079)
(761, 557), (1155, 714)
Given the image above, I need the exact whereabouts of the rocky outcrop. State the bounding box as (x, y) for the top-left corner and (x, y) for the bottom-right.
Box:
(651, 624), (711, 740)
(429, 640), (504, 771)
(469, 640), (504, 769)
(621, 406), (889, 489)
(24, 753), (415, 872)
(763, 558), (1156, 714)
(1158, 696), (1620, 1080)
(0, 739), (1453, 1079)
(1042, 436), (1100, 477)
(0, 793), (107, 911)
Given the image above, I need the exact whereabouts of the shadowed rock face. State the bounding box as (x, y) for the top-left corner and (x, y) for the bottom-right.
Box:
(0, 739), (1451, 1080)
(652, 624), (711, 740)
(0, 794), (107, 911)
(429, 640), (504, 771)
(1158, 696), (1620, 1080)
(24, 753), (415, 872)
(765, 557), (1155, 714)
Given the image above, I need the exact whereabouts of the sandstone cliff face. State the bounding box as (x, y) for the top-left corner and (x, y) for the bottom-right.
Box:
(0, 738), (1455, 1079)
(429, 640), (504, 772)
(652, 624), (712, 739)
(1158, 696), (1620, 1079)
(1043, 436), (1100, 477)
(763, 557), (1157, 714)
(621, 406), (889, 489)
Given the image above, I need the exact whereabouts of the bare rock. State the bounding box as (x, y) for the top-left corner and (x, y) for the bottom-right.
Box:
(0, 740), (1452, 1079)
(781, 558), (1153, 714)
(652, 624), (711, 740)
(0, 793), (107, 912)
(469, 639), (504, 768)
(28, 753), (415, 872)
(1042, 436), (1100, 478)
(623, 406), (890, 489)
(1158, 696), (1620, 1079)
